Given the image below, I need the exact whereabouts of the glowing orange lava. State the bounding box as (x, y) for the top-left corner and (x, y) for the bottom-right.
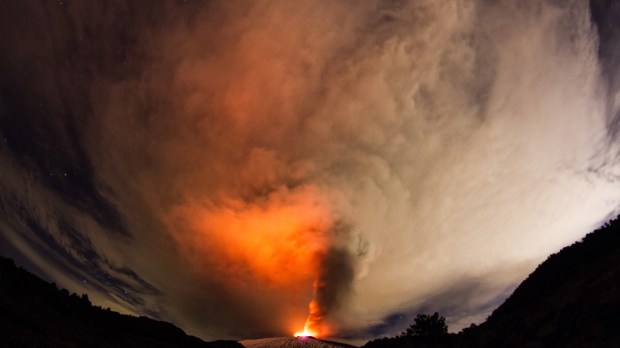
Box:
(294, 292), (327, 337)
(294, 328), (317, 337)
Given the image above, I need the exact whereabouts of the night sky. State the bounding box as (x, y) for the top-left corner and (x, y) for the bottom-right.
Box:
(1, 0), (620, 343)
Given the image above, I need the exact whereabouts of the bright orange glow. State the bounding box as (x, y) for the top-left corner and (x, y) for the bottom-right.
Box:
(169, 186), (335, 335)
(294, 328), (317, 337)
(294, 292), (328, 337)
(170, 187), (333, 286)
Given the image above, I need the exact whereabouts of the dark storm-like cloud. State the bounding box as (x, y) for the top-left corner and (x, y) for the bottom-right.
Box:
(349, 267), (525, 338)
(590, 0), (620, 140)
(0, 0), (134, 237)
(0, 187), (160, 314)
(0, 91), (127, 236)
(0, 0), (171, 317)
(1, 0), (620, 342)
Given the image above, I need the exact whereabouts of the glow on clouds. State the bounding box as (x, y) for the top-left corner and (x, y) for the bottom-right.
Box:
(1, 0), (619, 340)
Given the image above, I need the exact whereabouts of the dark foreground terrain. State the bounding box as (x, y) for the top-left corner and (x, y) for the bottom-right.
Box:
(0, 255), (242, 348)
(365, 216), (620, 348)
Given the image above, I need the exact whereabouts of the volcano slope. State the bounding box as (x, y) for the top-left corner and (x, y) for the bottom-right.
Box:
(241, 337), (357, 348)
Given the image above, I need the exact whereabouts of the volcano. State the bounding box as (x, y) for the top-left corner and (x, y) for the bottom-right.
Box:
(241, 337), (357, 348)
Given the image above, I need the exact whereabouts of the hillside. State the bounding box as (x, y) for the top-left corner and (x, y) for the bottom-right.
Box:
(0, 256), (243, 348)
(464, 216), (620, 347)
(364, 216), (620, 348)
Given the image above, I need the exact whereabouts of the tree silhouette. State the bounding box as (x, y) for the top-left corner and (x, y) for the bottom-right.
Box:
(401, 312), (448, 337)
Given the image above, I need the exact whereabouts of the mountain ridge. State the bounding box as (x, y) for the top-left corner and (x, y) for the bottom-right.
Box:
(364, 216), (620, 347)
(466, 216), (620, 347)
(0, 255), (242, 348)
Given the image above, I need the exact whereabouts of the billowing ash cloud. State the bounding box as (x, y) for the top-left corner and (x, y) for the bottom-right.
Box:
(1, 0), (619, 341)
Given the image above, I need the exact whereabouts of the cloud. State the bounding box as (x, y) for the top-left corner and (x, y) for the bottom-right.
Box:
(1, 0), (619, 341)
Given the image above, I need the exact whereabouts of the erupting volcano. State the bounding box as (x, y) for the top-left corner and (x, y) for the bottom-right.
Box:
(294, 299), (321, 337)
(294, 298), (324, 338)
(242, 337), (357, 348)
(2, 0), (620, 344)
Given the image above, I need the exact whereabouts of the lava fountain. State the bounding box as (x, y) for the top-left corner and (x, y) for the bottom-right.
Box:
(294, 300), (320, 338)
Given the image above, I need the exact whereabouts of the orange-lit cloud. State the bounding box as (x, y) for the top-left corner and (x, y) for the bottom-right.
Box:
(2, 0), (620, 344)
(168, 186), (333, 287)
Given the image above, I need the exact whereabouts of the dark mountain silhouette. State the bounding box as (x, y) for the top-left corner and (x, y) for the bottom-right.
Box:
(462, 216), (620, 347)
(364, 216), (620, 347)
(0, 256), (243, 348)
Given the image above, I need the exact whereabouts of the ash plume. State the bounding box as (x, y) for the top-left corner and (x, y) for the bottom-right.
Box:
(0, 0), (619, 341)
(302, 247), (355, 336)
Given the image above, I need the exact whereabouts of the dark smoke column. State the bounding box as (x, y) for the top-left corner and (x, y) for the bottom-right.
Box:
(297, 248), (354, 337)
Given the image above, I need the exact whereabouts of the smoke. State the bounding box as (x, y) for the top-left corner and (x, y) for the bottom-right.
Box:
(301, 247), (355, 336)
(1, 0), (620, 340)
